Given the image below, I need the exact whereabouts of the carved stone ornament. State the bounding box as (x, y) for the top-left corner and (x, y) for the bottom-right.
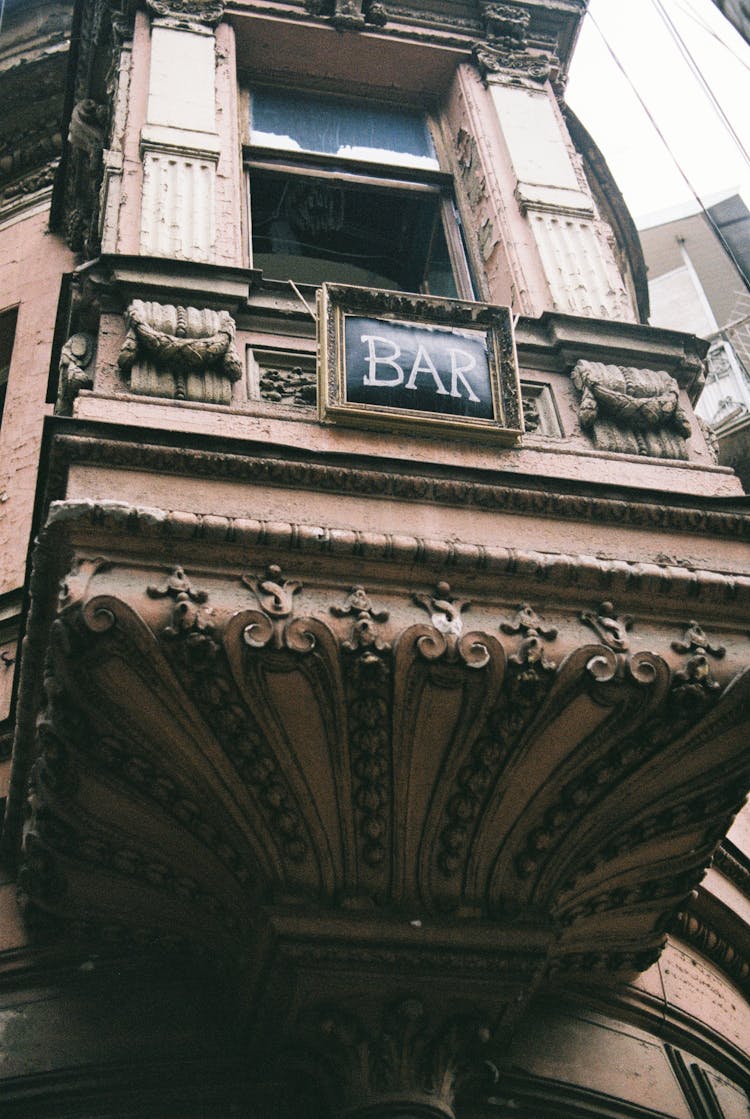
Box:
(304, 0), (387, 29)
(259, 365), (316, 406)
(117, 301), (243, 405)
(55, 3), (136, 256)
(304, 997), (496, 1119)
(480, 2), (530, 45)
(145, 0), (225, 29)
(57, 333), (95, 415)
(68, 99), (107, 156)
(470, 2), (560, 87)
(472, 43), (554, 85)
(571, 360), (692, 459)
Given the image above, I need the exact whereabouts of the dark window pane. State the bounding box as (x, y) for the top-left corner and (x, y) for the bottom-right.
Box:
(0, 307), (18, 429)
(251, 171), (457, 293)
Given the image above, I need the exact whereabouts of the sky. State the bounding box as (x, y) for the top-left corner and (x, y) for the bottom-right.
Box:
(566, 0), (750, 226)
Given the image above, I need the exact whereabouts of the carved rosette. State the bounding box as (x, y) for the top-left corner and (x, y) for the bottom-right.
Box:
(117, 301), (243, 405)
(571, 360), (692, 459)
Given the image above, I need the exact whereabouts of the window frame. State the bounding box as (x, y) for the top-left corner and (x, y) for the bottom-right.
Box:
(242, 86), (475, 300)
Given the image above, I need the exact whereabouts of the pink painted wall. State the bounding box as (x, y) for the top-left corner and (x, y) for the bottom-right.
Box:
(0, 208), (74, 595)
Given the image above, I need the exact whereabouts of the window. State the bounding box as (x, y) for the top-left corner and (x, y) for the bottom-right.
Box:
(0, 308), (18, 429)
(246, 89), (473, 297)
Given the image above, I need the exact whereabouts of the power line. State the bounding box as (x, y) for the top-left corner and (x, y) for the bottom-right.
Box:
(585, 5), (750, 293)
(675, 0), (750, 75)
(653, 0), (750, 171)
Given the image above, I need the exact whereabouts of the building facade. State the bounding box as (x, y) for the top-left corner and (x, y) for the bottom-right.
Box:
(2, 1), (750, 1116)
(639, 192), (750, 491)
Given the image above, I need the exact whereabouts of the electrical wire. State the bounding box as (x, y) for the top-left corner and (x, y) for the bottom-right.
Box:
(675, 0), (750, 74)
(653, 0), (750, 170)
(585, 5), (750, 292)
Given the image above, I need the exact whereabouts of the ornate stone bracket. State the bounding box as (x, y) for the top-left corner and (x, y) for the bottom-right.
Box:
(117, 300), (243, 405)
(14, 533), (750, 975)
(571, 360), (692, 459)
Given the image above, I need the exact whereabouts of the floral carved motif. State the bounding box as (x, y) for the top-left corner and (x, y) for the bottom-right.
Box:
(118, 301), (243, 405)
(259, 366), (316, 406)
(572, 360), (692, 459)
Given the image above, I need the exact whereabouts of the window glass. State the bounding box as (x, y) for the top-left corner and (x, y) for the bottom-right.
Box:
(251, 89), (439, 171)
(250, 171), (458, 296)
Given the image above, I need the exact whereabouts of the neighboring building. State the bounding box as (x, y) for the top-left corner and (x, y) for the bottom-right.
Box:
(713, 0), (750, 46)
(2, 2), (750, 1118)
(640, 192), (750, 489)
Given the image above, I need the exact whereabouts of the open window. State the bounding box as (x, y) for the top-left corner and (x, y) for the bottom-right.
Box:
(246, 89), (473, 298)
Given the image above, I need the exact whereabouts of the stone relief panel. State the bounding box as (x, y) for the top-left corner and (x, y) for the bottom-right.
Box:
(117, 300), (243, 405)
(572, 360), (691, 459)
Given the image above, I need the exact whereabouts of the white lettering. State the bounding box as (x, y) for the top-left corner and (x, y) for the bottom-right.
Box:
(361, 335), (404, 386)
(448, 348), (480, 402)
(405, 344), (448, 395)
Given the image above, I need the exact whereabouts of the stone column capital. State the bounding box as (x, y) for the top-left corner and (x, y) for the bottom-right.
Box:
(145, 0), (225, 31)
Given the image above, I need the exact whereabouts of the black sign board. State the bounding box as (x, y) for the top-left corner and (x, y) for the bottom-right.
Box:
(344, 316), (494, 420)
(318, 284), (522, 440)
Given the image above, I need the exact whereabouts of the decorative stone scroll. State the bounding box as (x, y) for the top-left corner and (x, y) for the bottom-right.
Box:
(117, 300), (243, 405)
(571, 360), (692, 459)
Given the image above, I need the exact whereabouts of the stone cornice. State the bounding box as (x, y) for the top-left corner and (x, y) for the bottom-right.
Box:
(672, 909), (750, 997)
(48, 431), (750, 545)
(715, 843), (750, 900)
(36, 499), (750, 605)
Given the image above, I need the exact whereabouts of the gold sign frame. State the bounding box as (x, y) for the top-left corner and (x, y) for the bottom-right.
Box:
(317, 284), (523, 440)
